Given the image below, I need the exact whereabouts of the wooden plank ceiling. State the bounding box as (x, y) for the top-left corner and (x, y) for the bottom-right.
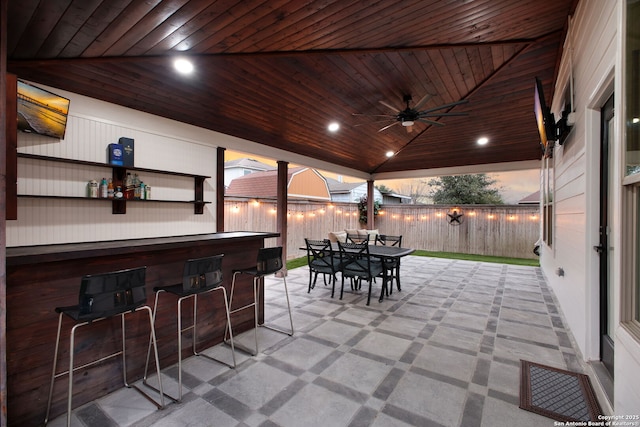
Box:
(6, 0), (576, 177)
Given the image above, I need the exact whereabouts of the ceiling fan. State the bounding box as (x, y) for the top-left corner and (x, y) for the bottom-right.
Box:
(354, 94), (469, 132)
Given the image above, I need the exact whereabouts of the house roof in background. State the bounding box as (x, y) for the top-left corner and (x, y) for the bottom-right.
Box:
(324, 178), (367, 194)
(518, 190), (541, 204)
(226, 166), (306, 197)
(224, 158), (276, 171)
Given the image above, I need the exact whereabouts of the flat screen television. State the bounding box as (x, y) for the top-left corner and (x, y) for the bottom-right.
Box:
(17, 80), (70, 139)
(534, 77), (556, 152)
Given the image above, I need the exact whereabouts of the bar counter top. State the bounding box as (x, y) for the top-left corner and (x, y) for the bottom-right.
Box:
(6, 231), (279, 265)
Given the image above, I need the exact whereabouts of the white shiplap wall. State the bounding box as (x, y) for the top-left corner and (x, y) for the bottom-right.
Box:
(540, 0), (640, 415)
(7, 84), (221, 246)
(542, 0), (618, 358)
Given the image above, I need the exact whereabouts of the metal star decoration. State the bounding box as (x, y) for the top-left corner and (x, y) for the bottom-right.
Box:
(447, 210), (464, 225)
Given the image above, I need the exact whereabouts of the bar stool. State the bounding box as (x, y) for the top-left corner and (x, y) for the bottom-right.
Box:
(143, 254), (236, 402)
(44, 266), (164, 427)
(225, 246), (293, 355)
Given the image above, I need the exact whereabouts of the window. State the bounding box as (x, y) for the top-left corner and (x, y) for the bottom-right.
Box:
(626, 2), (640, 177)
(623, 0), (640, 328)
(636, 192), (640, 322)
(622, 183), (640, 325)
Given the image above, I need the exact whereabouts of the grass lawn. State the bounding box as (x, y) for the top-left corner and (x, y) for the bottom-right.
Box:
(286, 250), (539, 270)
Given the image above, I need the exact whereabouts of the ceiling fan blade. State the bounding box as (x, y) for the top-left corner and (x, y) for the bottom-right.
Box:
(417, 118), (446, 126)
(419, 99), (469, 114)
(354, 118), (398, 126)
(418, 111), (469, 118)
(352, 113), (397, 118)
(379, 100), (401, 113)
(378, 121), (400, 132)
(412, 93), (432, 111)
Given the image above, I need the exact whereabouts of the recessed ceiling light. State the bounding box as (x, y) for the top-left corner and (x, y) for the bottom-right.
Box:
(477, 137), (489, 145)
(386, 151), (394, 158)
(174, 58), (194, 74)
(328, 122), (340, 132)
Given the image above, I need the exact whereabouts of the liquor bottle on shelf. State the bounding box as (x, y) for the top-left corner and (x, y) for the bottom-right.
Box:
(87, 180), (98, 198)
(107, 178), (114, 199)
(124, 173), (134, 200)
(99, 178), (108, 198)
(133, 173), (141, 199)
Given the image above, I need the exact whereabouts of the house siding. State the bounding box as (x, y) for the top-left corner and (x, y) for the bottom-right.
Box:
(543, 0), (640, 412)
(288, 169), (330, 200)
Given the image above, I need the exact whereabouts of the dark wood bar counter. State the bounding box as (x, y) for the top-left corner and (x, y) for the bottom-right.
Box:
(6, 231), (279, 427)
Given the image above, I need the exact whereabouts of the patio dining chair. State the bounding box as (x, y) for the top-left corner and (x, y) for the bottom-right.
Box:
(337, 241), (385, 305)
(305, 238), (342, 296)
(346, 233), (369, 244)
(375, 234), (403, 292)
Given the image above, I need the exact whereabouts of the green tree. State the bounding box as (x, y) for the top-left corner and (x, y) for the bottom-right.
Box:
(375, 184), (393, 193)
(428, 174), (504, 204)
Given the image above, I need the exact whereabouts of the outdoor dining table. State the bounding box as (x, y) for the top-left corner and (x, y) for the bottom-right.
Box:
(302, 242), (414, 302)
(339, 244), (414, 297)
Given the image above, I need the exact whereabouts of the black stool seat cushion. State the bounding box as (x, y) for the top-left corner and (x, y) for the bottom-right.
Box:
(57, 267), (147, 322)
(233, 247), (283, 277)
(155, 255), (224, 297)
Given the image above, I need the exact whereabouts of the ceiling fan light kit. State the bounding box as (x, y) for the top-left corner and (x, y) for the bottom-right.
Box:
(357, 94), (469, 132)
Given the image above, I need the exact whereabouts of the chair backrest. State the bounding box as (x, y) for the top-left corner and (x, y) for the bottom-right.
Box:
(78, 266), (147, 320)
(182, 254), (224, 292)
(337, 241), (374, 278)
(376, 234), (402, 247)
(256, 246), (283, 275)
(346, 233), (369, 244)
(305, 238), (335, 271)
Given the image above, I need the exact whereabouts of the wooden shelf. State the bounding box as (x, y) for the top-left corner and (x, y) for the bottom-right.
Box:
(17, 153), (210, 179)
(16, 153), (211, 214)
(17, 194), (210, 204)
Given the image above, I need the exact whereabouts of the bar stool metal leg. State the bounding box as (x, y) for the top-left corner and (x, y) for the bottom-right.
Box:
(45, 306), (164, 427)
(144, 283), (236, 402)
(191, 286), (236, 367)
(225, 271), (259, 356)
(226, 270), (294, 356)
(44, 312), (64, 426)
(259, 275), (294, 336)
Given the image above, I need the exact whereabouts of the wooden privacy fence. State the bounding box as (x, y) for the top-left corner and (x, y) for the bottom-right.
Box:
(224, 198), (541, 260)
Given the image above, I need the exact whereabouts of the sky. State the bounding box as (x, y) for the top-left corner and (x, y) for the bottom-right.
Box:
(225, 150), (540, 204)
